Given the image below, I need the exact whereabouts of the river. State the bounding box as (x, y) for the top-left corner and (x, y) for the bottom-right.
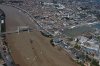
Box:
(63, 23), (100, 37)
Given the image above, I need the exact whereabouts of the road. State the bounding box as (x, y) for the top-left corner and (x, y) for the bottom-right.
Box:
(0, 5), (79, 66)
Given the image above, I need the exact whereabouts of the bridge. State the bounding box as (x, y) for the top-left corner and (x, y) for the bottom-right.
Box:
(0, 26), (32, 35)
(1, 30), (18, 35)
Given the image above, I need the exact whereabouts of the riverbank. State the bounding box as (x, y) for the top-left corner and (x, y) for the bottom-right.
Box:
(0, 9), (16, 66)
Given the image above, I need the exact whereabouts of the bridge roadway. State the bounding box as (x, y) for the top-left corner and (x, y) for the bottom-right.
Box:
(1, 30), (18, 35)
(0, 29), (32, 35)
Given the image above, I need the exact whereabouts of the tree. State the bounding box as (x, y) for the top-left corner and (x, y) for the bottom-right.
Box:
(91, 59), (99, 66)
(74, 44), (81, 50)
